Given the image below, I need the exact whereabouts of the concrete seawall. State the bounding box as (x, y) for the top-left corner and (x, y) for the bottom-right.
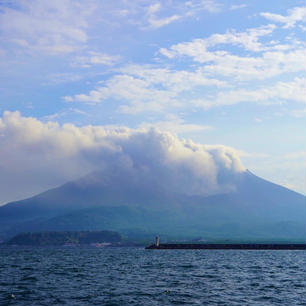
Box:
(145, 243), (306, 250)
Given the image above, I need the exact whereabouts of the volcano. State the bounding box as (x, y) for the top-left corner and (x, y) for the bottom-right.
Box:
(0, 170), (305, 242)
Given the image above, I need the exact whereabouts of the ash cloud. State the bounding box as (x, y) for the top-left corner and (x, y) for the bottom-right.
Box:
(0, 111), (245, 204)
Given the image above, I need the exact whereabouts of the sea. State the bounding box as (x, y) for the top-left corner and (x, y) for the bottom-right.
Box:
(0, 247), (305, 306)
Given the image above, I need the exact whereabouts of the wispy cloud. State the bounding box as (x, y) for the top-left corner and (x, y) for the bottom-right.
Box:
(160, 24), (276, 57)
(42, 108), (89, 121)
(261, 6), (306, 28)
(0, 0), (94, 55)
(185, 0), (222, 13)
(201, 48), (306, 80)
(148, 14), (181, 29)
(192, 77), (306, 109)
(159, 24), (305, 80)
(135, 0), (222, 29)
(230, 4), (247, 11)
(72, 52), (120, 68)
(139, 114), (213, 134)
(145, 2), (181, 29)
(64, 65), (226, 113)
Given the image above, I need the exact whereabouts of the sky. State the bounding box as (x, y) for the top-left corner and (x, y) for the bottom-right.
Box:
(0, 0), (305, 204)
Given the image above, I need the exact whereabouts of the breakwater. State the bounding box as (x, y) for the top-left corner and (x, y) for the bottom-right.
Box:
(145, 243), (306, 250)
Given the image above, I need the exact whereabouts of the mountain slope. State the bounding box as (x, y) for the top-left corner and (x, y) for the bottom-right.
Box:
(0, 170), (305, 241)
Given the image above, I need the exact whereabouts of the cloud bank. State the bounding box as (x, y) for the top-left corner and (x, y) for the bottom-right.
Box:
(0, 111), (245, 204)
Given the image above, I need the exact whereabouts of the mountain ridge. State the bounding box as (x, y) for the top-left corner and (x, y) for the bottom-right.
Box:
(0, 170), (305, 241)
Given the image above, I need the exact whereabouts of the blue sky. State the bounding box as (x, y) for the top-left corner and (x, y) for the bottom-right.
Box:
(0, 0), (305, 203)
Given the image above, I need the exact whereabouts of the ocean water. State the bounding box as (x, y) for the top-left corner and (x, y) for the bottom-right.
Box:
(0, 247), (305, 306)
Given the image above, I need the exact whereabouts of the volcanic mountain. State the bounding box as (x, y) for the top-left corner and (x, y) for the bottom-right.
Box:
(0, 169), (305, 242)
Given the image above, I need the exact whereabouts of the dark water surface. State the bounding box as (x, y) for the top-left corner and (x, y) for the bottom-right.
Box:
(0, 247), (305, 305)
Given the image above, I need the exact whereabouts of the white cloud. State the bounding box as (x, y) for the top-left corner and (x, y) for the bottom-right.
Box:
(66, 74), (178, 113)
(0, 0), (94, 55)
(137, 0), (221, 29)
(148, 14), (181, 29)
(42, 108), (89, 121)
(147, 3), (162, 15)
(145, 2), (181, 29)
(65, 65), (226, 113)
(159, 24), (305, 81)
(72, 52), (120, 68)
(0, 111), (245, 204)
(185, 0), (222, 13)
(261, 6), (306, 29)
(202, 48), (306, 80)
(64, 48), (306, 112)
(119, 64), (226, 90)
(139, 115), (213, 134)
(193, 77), (306, 109)
(160, 24), (276, 57)
(230, 4), (247, 10)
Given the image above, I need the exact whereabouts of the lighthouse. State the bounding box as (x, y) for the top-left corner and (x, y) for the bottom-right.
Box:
(155, 236), (160, 247)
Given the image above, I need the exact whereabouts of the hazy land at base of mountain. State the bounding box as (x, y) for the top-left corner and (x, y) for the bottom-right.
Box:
(0, 170), (305, 243)
(4, 230), (122, 246)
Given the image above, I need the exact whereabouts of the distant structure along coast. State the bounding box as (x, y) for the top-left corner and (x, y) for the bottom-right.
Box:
(146, 237), (306, 250)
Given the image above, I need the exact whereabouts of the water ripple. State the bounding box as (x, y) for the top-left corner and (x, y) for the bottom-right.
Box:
(0, 247), (305, 305)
